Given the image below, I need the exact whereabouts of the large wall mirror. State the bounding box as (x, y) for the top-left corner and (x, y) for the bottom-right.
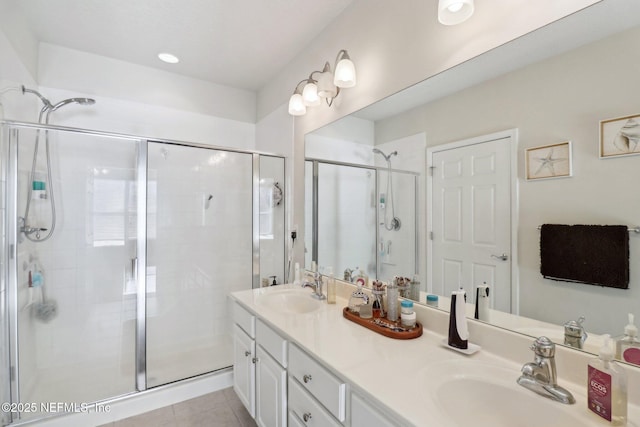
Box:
(304, 1), (640, 362)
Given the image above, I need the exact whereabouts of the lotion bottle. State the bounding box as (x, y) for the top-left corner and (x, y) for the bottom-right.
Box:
(326, 266), (336, 304)
(587, 334), (627, 426)
(615, 313), (640, 366)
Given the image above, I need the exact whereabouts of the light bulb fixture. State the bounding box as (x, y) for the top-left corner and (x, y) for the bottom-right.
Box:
(438, 0), (474, 25)
(287, 49), (356, 116)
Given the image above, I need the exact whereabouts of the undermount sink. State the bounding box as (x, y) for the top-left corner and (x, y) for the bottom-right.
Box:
(255, 288), (322, 314)
(422, 360), (591, 427)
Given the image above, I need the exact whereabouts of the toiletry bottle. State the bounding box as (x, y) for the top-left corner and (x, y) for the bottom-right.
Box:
(293, 263), (301, 286)
(448, 288), (469, 350)
(588, 334), (627, 425)
(326, 266), (336, 304)
(410, 274), (420, 301)
(474, 282), (490, 322)
(386, 281), (399, 322)
(400, 300), (416, 328)
(616, 313), (640, 365)
(371, 280), (385, 318)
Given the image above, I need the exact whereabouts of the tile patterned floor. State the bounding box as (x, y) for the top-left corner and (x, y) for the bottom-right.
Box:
(98, 387), (257, 427)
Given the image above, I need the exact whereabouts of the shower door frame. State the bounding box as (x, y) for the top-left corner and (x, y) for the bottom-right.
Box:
(305, 157), (419, 280)
(1, 120), (286, 423)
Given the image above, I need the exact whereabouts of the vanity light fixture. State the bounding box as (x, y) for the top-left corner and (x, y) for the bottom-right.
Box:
(288, 49), (356, 116)
(438, 0), (474, 25)
(158, 52), (180, 64)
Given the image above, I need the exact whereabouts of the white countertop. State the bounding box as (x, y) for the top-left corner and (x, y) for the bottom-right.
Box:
(230, 284), (639, 426)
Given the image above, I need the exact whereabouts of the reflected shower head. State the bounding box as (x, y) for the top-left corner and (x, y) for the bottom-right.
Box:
(50, 97), (96, 112)
(372, 148), (398, 162)
(22, 85), (96, 123)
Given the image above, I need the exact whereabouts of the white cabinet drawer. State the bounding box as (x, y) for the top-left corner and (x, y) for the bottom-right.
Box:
(234, 302), (255, 338)
(257, 319), (288, 367)
(288, 344), (346, 422)
(288, 377), (342, 427)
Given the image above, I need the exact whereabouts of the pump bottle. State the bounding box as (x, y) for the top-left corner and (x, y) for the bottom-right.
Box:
(615, 313), (640, 366)
(587, 334), (627, 425)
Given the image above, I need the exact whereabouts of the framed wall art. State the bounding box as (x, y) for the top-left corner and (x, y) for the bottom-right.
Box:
(525, 141), (572, 180)
(600, 114), (640, 158)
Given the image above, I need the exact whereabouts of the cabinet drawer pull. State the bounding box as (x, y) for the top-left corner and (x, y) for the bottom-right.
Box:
(303, 412), (312, 422)
(303, 374), (312, 383)
(244, 351), (251, 357)
(252, 357), (259, 364)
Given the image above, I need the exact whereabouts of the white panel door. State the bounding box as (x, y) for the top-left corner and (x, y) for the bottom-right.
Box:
(431, 135), (512, 312)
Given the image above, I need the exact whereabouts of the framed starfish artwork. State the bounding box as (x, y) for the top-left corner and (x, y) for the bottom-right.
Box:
(600, 113), (640, 158)
(525, 141), (572, 180)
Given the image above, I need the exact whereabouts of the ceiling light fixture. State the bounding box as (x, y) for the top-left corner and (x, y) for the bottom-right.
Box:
(158, 52), (180, 64)
(288, 49), (356, 116)
(438, 0), (474, 25)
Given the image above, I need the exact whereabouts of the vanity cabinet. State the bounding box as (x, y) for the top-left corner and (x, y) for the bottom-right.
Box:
(288, 343), (346, 425)
(233, 302), (288, 427)
(233, 303), (256, 417)
(351, 393), (396, 427)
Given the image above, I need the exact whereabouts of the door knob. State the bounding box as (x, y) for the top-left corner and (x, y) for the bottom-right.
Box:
(491, 253), (508, 261)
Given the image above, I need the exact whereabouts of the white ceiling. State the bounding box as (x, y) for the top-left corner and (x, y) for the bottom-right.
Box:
(13, 0), (354, 91)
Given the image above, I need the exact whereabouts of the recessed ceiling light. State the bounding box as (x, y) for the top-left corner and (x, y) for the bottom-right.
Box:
(158, 53), (179, 64)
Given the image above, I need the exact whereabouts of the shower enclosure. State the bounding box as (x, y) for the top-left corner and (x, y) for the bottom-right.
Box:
(305, 158), (418, 282)
(0, 121), (285, 424)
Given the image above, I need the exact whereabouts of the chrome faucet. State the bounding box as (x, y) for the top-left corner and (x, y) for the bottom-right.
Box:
(302, 271), (326, 300)
(564, 316), (587, 349)
(517, 336), (575, 404)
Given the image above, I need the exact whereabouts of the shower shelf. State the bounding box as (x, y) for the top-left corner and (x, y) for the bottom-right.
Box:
(342, 307), (423, 339)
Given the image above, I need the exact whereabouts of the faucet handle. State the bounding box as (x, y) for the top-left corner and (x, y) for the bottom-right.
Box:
(530, 336), (555, 358)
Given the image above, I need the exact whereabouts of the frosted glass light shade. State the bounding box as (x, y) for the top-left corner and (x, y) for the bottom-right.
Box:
(288, 93), (306, 116)
(438, 0), (474, 25)
(317, 71), (338, 99)
(334, 58), (356, 88)
(302, 82), (321, 106)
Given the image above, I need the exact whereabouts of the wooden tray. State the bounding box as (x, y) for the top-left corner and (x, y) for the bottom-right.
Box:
(342, 307), (423, 339)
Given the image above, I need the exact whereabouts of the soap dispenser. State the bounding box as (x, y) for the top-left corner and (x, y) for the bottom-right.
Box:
(474, 282), (490, 322)
(448, 288), (469, 350)
(587, 334), (627, 425)
(615, 313), (640, 365)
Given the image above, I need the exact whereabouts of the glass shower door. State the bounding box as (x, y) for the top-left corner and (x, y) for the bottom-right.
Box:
(9, 126), (141, 421)
(145, 142), (253, 387)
